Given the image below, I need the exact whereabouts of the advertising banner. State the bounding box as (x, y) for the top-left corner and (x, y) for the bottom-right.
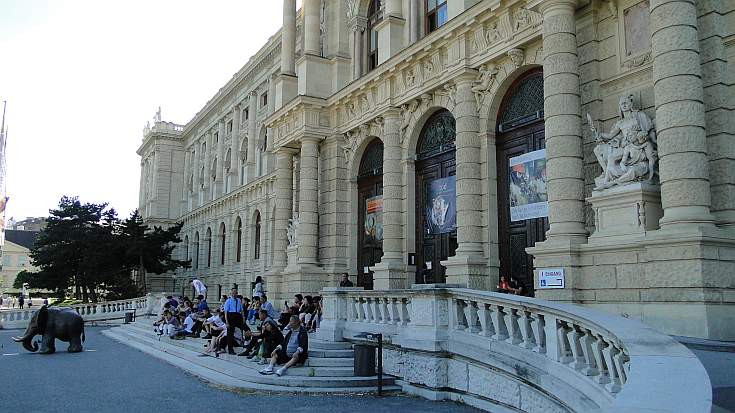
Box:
(364, 195), (383, 242)
(509, 149), (548, 222)
(425, 175), (456, 235)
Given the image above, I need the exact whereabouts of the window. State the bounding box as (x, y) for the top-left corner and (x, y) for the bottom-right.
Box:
(261, 93), (268, 108)
(184, 236), (189, 262)
(254, 212), (261, 260)
(194, 232), (200, 268)
(243, 108), (249, 121)
(227, 121), (233, 134)
(220, 224), (226, 265)
(236, 218), (242, 262)
(206, 228), (212, 267)
(367, 0), (382, 71)
(214, 132), (218, 144)
(426, 0), (448, 33)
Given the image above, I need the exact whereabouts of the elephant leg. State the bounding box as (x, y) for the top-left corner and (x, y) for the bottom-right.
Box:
(68, 335), (83, 353)
(39, 335), (56, 354)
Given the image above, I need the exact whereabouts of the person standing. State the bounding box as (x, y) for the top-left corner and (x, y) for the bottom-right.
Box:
(223, 287), (247, 355)
(18, 294), (24, 309)
(339, 273), (354, 287)
(191, 279), (207, 298)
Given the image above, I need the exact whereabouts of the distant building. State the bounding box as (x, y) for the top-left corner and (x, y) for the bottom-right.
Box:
(0, 229), (40, 295)
(5, 217), (46, 232)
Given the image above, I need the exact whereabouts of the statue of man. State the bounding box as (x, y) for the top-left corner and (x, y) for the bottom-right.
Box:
(590, 95), (656, 189)
(471, 64), (499, 107)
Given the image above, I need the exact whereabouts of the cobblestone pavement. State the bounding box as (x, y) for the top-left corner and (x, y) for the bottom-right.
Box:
(0, 327), (479, 413)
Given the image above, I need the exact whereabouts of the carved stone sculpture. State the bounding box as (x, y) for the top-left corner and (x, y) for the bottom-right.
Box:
(287, 215), (300, 247)
(508, 48), (525, 68)
(13, 306), (85, 354)
(590, 94), (658, 190)
(400, 100), (418, 143)
(471, 64), (499, 107)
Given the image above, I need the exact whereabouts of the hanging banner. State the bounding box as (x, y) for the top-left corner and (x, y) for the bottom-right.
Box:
(425, 175), (457, 235)
(364, 195), (383, 242)
(509, 149), (548, 222)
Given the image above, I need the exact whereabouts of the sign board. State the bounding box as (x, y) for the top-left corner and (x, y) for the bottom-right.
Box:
(509, 149), (548, 222)
(538, 268), (565, 289)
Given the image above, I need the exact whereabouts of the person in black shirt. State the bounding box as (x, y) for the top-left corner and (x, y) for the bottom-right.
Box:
(339, 272), (354, 287)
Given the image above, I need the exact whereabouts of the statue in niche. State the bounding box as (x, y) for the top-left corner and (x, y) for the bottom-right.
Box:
(589, 94), (657, 190)
(287, 215), (299, 247)
(471, 64), (499, 107)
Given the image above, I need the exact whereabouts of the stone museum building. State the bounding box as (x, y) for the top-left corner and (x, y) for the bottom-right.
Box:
(137, 0), (735, 340)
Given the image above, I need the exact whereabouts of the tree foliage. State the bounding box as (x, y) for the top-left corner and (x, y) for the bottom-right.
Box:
(14, 196), (190, 302)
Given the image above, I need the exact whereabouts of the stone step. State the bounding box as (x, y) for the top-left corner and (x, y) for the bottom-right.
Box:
(107, 326), (390, 388)
(102, 328), (400, 395)
(121, 323), (355, 367)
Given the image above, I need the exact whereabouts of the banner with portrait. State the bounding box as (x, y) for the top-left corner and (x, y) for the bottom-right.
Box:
(509, 149), (548, 222)
(364, 195), (383, 242)
(425, 176), (457, 235)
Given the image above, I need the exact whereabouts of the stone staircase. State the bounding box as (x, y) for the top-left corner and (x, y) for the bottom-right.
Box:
(103, 321), (399, 394)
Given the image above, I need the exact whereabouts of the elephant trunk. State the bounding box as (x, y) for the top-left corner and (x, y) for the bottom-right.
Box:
(12, 328), (39, 352)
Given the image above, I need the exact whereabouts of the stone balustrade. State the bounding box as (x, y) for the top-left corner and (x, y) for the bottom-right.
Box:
(317, 286), (711, 412)
(0, 296), (150, 330)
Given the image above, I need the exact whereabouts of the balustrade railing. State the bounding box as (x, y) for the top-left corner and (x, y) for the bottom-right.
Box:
(318, 286), (710, 413)
(0, 296), (150, 329)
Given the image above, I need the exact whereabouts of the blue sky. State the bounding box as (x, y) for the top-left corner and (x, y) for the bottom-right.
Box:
(0, 1), (283, 221)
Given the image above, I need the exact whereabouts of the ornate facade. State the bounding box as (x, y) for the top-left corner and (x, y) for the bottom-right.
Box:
(138, 0), (735, 340)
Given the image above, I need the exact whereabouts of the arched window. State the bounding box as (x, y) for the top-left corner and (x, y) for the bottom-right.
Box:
(184, 236), (189, 263)
(367, 0), (382, 71)
(426, 0), (448, 33)
(206, 227), (212, 268)
(254, 211), (262, 260)
(224, 149), (232, 193)
(194, 232), (200, 268)
(210, 158), (217, 200)
(219, 223), (226, 265)
(497, 71), (544, 132)
(235, 217), (242, 263)
(417, 109), (456, 161)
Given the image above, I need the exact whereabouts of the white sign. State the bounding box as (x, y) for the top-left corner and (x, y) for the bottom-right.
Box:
(509, 149), (548, 222)
(538, 268), (565, 289)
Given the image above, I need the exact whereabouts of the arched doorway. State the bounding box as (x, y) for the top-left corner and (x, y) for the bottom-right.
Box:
(357, 138), (384, 290)
(495, 68), (547, 295)
(415, 109), (457, 284)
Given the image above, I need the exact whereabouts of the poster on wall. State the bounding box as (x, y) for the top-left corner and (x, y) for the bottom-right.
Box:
(425, 175), (457, 235)
(364, 195), (383, 242)
(509, 149), (548, 222)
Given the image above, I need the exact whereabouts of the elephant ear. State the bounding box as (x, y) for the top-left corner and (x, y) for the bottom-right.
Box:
(37, 305), (49, 334)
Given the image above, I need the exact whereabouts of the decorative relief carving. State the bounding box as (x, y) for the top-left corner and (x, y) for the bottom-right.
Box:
(346, 0), (358, 19)
(471, 63), (499, 107)
(508, 48), (525, 68)
(589, 94), (658, 189)
(443, 83), (457, 107)
(513, 7), (541, 32)
(342, 129), (360, 163)
(400, 100), (419, 144)
(405, 69), (416, 87)
(486, 21), (504, 44)
(371, 116), (384, 137)
(621, 51), (651, 69)
(420, 93), (434, 112)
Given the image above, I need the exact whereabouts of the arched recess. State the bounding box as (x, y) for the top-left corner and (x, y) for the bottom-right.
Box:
(239, 138), (248, 185)
(356, 137), (384, 290)
(184, 235), (190, 262)
(205, 227), (212, 268)
(218, 222), (226, 265)
(494, 68), (547, 295)
(252, 210), (262, 260)
(235, 217), (243, 263)
(414, 109), (457, 284)
(224, 148), (232, 193)
(256, 127), (268, 177)
(269, 205), (276, 266)
(194, 232), (200, 268)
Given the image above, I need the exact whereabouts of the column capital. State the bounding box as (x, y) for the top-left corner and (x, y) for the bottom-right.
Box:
(299, 135), (323, 145)
(531, 0), (578, 15)
(349, 16), (368, 32)
(274, 146), (298, 157)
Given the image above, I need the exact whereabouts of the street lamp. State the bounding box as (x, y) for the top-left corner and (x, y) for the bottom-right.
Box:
(354, 332), (384, 396)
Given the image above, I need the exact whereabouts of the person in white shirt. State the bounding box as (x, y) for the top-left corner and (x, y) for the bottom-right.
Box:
(259, 295), (279, 320)
(252, 276), (265, 299)
(183, 313), (196, 336)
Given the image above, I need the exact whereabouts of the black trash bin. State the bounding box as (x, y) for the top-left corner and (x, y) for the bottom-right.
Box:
(124, 311), (135, 324)
(353, 344), (376, 377)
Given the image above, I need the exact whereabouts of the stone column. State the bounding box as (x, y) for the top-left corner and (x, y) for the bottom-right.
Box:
(351, 22), (365, 80)
(272, 149), (294, 270)
(303, 0), (321, 56)
(443, 76), (487, 289)
(373, 111), (408, 289)
(539, 0), (586, 242)
(231, 105), (241, 191)
(650, 0), (715, 228)
(247, 91), (258, 181)
(297, 136), (320, 265)
(281, 0), (296, 75)
(215, 121), (225, 198)
(409, 0), (420, 43)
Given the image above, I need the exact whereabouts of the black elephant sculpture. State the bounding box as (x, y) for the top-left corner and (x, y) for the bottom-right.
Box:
(12, 305), (85, 354)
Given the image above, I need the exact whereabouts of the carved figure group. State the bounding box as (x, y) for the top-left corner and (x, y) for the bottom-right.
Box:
(471, 64), (499, 107)
(590, 95), (658, 190)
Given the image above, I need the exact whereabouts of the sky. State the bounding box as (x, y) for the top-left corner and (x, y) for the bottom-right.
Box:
(0, 0), (286, 222)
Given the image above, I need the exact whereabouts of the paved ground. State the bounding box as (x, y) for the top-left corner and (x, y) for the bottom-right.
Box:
(0, 327), (478, 413)
(689, 347), (735, 413)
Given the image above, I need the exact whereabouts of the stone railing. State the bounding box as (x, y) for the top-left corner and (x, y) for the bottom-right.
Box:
(0, 296), (153, 329)
(317, 286), (711, 413)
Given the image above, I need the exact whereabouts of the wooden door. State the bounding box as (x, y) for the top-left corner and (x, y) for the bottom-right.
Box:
(357, 139), (384, 290)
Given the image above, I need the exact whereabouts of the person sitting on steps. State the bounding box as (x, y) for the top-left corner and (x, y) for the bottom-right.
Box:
(260, 315), (309, 377)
